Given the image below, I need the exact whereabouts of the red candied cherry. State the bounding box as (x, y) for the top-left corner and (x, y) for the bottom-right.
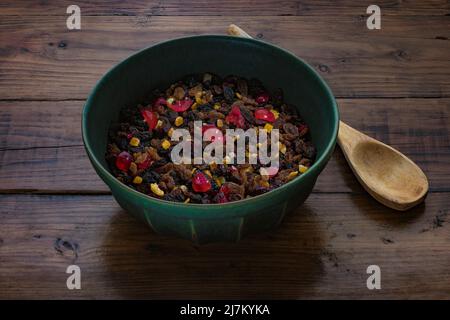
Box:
(255, 92), (269, 104)
(225, 105), (245, 128)
(115, 151), (133, 172)
(202, 124), (225, 143)
(254, 108), (276, 122)
(167, 98), (193, 112)
(192, 171), (212, 193)
(141, 109), (158, 131)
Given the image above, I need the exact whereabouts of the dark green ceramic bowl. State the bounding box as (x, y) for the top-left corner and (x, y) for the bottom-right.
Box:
(82, 35), (339, 244)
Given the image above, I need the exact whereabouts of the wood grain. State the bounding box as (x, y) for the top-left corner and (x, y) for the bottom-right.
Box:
(0, 0), (448, 16)
(1, 98), (448, 193)
(0, 193), (448, 299)
(0, 0), (450, 16)
(0, 0), (449, 300)
(0, 15), (449, 100)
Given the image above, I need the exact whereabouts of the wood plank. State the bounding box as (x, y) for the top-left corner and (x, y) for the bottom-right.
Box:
(0, 100), (83, 150)
(0, 193), (448, 299)
(0, 98), (448, 193)
(0, 15), (449, 100)
(0, 0), (448, 16)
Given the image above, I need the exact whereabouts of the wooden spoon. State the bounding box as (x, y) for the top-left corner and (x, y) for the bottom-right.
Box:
(227, 24), (429, 211)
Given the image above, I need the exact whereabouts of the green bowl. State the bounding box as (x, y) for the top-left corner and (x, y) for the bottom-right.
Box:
(82, 35), (339, 244)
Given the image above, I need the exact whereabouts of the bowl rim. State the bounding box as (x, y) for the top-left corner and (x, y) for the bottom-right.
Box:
(82, 34), (339, 211)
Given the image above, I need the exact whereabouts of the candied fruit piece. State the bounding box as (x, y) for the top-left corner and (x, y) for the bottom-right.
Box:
(225, 105), (245, 128)
(192, 171), (212, 193)
(255, 92), (269, 104)
(141, 109), (158, 131)
(168, 98), (193, 112)
(129, 137), (140, 147)
(254, 108), (276, 122)
(115, 151), (132, 172)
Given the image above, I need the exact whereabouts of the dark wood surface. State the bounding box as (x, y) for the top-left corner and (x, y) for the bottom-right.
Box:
(0, 1), (449, 299)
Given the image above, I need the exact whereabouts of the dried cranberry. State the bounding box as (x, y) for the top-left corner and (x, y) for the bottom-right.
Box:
(254, 108), (275, 122)
(168, 98), (193, 112)
(225, 105), (245, 128)
(202, 124), (224, 143)
(192, 172), (212, 193)
(115, 151), (132, 172)
(255, 92), (269, 104)
(141, 109), (158, 131)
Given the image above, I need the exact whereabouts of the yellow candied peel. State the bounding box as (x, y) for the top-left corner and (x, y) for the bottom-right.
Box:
(175, 116), (184, 127)
(214, 176), (225, 187)
(270, 109), (279, 119)
(129, 137), (140, 147)
(204, 170), (213, 178)
(150, 183), (164, 197)
(155, 119), (163, 129)
(263, 123), (273, 133)
(132, 176), (143, 184)
(299, 164), (309, 173)
(287, 171), (298, 181)
(279, 142), (286, 154)
(161, 139), (171, 150)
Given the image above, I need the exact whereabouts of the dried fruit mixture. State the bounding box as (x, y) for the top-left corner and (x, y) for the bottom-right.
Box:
(106, 73), (316, 204)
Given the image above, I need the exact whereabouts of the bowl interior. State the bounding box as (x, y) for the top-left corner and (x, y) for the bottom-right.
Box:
(83, 35), (338, 201)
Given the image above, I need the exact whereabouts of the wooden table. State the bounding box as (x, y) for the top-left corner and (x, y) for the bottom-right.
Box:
(0, 1), (449, 299)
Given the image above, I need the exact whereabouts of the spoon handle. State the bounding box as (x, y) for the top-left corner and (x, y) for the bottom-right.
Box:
(228, 24), (252, 38)
(337, 121), (365, 155)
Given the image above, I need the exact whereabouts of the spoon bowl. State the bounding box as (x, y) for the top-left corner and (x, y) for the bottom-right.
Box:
(338, 121), (428, 211)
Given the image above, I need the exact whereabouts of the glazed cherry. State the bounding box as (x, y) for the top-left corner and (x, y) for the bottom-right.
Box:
(192, 172), (212, 193)
(141, 109), (158, 131)
(255, 92), (269, 104)
(115, 151), (133, 172)
(225, 105), (245, 128)
(254, 108), (276, 122)
(168, 98), (193, 112)
(202, 124), (224, 143)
